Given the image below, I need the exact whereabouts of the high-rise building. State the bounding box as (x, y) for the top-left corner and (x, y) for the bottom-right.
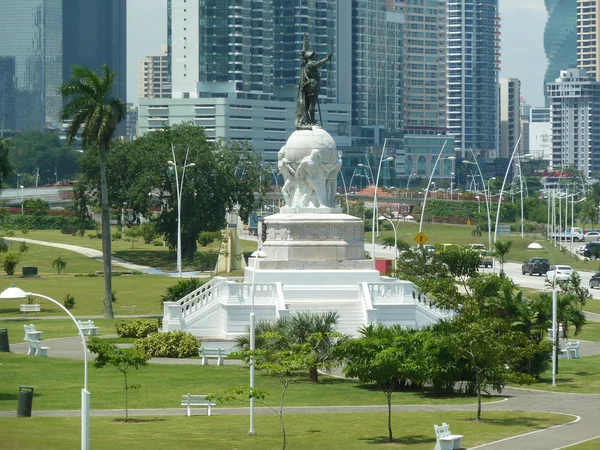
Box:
(577, 0), (600, 81)
(0, 56), (16, 133)
(0, 0), (63, 131)
(393, 0), (446, 134)
(528, 107), (552, 161)
(446, 0), (500, 158)
(499, 78), (521, 158)
(62, 0), (127, 105)
(139, 45), (171, 99)
(544, 0), (577, 103)
(168, 0), (335, 102)
(547, 68), (600, 176)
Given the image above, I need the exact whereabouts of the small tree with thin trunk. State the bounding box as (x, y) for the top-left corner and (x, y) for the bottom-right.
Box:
(87, 337), (149, 422)
(493, 240), (513, 277)
(52, 256), (67, 274)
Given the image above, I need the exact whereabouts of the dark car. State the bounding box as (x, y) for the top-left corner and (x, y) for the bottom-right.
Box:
(590, 273), (600, 289)
(583, 242), (600, 259)
(521, 257), (550, 276)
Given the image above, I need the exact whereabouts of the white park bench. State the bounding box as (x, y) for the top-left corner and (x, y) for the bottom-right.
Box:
(434, 423), (463, 450)
(181, 394), (216, 417)
(23, 324), (43, 341)
(560, 341), (581, 359)
(20, 304), (41, 316)
(28, 339), (49, 357)
(77, 320), (99, 336)
(199, 347), (229, 365)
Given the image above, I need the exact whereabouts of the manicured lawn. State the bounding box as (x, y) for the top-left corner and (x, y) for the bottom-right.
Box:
(584, 297), (600, 315)
(566, 437), (600, 449)
(0, 411), (572, 450)
(572, 322), (600, 342)
(0, 352), (499, 411)
(0, 275), (181, 317)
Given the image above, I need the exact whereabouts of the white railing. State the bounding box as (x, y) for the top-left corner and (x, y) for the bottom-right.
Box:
(358, 282), (377, 323)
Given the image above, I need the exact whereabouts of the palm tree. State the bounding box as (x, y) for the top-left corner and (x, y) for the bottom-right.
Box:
(60, 64), (126, 319)
(493, 240), (513, 276)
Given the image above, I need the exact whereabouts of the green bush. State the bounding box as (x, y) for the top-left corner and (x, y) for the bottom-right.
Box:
(194, 251), (219, 271)
(22, 199), (49, 216)
(0, 214), (95, 231)
(2, 251), (20, 275)
(60, 224), (77, 235)
(198, 231), (222, 247)
(139, 222), (158, 244)
(63, 293), (75, 310)
(161, 278), (208, 304)
(115, 319), (161, 338)
(134, 330), (200, 358)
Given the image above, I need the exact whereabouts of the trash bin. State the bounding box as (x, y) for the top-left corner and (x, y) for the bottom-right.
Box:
(17, 386), (34, 417)
(0, 328), (8, 352)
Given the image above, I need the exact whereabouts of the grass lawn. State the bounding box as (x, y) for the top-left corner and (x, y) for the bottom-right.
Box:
(0, 411), (572, 450)
(514, 353), (600, 394)
(572, 322), (600, 342)
(15, 229), (258, 272)
(584, 297), (600, 315)
(566, 437), (600, 449)
(0, 352), (500, 411)
(0, 275), (180, 317)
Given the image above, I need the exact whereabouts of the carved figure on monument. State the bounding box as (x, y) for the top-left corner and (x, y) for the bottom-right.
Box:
(278, 146), (297, 206)
(325, 151), (343, 207)
(295, 35), (333, 129)
(297, 149), (329, 208)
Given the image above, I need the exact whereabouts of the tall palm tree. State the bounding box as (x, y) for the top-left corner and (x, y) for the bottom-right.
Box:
(493, 240), (513, 277)
(60, 64), (126, 318)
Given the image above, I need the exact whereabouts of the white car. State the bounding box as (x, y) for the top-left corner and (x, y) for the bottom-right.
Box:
(576, 245), (586, 255)
(545, 265), (575, 282)
(585, 231), (600, 241)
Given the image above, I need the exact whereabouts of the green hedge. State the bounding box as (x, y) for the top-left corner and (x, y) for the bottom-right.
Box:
(134, 330), (200, 358)
(0, 214), (96, 230)
(115, 319), (161, 338)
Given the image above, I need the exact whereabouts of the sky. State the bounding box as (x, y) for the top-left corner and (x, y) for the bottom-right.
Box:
(127, 0), (549, 107)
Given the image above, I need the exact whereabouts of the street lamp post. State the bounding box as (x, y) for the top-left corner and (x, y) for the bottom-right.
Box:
(20, 185), (24, 214)
(378, 216), (397, 272)
(371, 139), (394, 259)
(168, 144), (195, 278)
(249, 248), (267, 436)
(15, 173), (20, 201)
(450, 172), (455, 200)
(0, 285), (90, 449)
(418, 140), (449, 233)
(475, 195), (481, 213)
(527, 243), (558, 387)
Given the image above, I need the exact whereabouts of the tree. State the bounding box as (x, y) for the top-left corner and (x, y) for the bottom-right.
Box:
(86, 337), (150, 422)
(60, 64), (126, 319)
(0, 138), (12, 189)
(236, 311), (347, 383)
(52, 256), (67, 274)
(339, 324), (424, 443)
(1, 251), (20, 275)
(124, 227), (142, 248)
(493, 240), (513, 276)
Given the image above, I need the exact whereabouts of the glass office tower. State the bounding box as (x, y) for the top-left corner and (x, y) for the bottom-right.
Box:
(0, 0), (62, 131)
(544, 0), (577, 103)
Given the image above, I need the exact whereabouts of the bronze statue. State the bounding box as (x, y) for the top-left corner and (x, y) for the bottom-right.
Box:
(295, 36), (332, 129)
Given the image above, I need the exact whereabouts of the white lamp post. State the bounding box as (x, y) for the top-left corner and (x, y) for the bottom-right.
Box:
(20, 185), (24, 214)
(418, 140), (449, 233)
(475, 195), (481, 213)
(378, 215), (397, 272)
(450, 172), (455, 200)
(371, 139), (394, 259)
(168, 144), (195, 278)
(0, 285), (90, 449)
(527, 243), (557, 387)
(249, 248), (267, 436)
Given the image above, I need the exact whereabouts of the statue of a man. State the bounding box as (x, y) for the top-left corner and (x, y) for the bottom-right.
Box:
(295, 48), (332, 129)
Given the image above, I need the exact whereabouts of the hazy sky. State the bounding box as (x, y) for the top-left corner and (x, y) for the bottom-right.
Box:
(127, 0), (549, 106)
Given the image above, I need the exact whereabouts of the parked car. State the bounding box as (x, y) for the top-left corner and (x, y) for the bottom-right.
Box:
(468, 243), (486, 251)
(422, 244), (436, 254)
(590, 272), (600, 289)
(521, 257), (550, 276)
(576, 245), (586, 255)
(477, 250), (493, 268)
(545, 265), (575, 282)
(583, 242), (600, 259)
(585, 230), (600, 241)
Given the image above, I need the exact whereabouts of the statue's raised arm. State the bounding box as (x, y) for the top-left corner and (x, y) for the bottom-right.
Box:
(294, 35), (333, 129)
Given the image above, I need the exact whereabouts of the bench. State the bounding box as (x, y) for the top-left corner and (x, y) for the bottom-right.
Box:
(77, 320), (99, 336)
(199, 347), (229, 365)
(560, 341), (581, 359)
(23, 324), (43, 341)
(20, 304), (41, 316)
(28, 339), (49, 357)
(181, 394), (216, 417)
(434, 423), (463, 450)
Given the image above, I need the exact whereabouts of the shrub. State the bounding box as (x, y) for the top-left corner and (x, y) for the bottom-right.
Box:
(0, 214), (95, 231)
(194, 251), (219, 271)
(2, 251), (20, 275)
(161, 278), (208, 304)
(61, 224), (77, 235)
(63, 293), (75, 310)
(198, 231), (222, 247)
(23, 199), (50, 216)
(18, 241), (29, 253)
(152, 240), (163, 247)
(134, 330), (200, 358)
(0, 238), (7, 253)
(21, 228), (29, 234)
(115, 319), (161, 338)
(139, 222), (158, 244)
(112, 231), (122, 240)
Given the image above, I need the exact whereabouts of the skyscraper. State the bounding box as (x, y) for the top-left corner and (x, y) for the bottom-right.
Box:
(577, 0), (600, 81)
(446, 0), (500, 158)
(139, 45), (171, 99)
(544, 0), (577, 103)
(62, 0), (127, 104)
(168, 0), (335, 101)
(499, 78), (521, 158)
(0, 0), (63, 131)
(547, 68), (600, 176)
